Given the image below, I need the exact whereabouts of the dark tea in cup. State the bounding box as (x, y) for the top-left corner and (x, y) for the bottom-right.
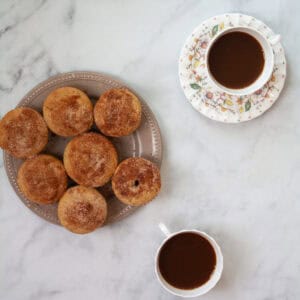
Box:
(158, 232), (217, 290)
(205, 27), (276, 96)
(208, 31), (265, 89)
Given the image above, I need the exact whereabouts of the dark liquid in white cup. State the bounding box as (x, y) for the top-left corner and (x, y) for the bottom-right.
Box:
(208, 31), (265, 89)
(158, 232), (216, 290)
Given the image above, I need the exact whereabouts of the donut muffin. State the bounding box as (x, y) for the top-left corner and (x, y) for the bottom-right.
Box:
(43, 87), (93, 136)
(58, 185), (107, 234)
(64, 132), (118, 187)
(17, 154), (67, 204)
(94, 88), (142, 137)
(112, 157), (161, 206)
(0, 107), (48, 158)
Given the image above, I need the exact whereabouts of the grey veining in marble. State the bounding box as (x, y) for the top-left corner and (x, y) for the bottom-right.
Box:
(1, 0), (300, 299)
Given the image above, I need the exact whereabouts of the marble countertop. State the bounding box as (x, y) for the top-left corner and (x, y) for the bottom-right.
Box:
(1, 1), (300, 299)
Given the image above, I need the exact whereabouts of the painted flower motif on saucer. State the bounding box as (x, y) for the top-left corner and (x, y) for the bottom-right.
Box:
(179, 14), (286, 123)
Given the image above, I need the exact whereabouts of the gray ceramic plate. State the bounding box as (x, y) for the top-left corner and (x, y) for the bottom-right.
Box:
(3, 71), (162, 225)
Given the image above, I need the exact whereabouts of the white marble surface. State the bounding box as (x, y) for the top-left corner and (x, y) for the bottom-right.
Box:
(0, 1), (300, 299)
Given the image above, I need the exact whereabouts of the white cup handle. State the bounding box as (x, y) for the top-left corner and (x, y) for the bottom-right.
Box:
(158, 222), (171, 237)
(269, 34), (281, 45)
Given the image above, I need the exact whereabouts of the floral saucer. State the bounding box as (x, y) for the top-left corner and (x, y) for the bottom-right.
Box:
(178, 13), (286, 123)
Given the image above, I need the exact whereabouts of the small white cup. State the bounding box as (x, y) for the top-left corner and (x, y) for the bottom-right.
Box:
(205, 26), (280, 96)
(155, 223), (223, 298)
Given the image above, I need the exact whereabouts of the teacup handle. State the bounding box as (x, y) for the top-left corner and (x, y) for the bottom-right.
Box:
(159, 222), (171, 237)
(269, 34), (281, 45)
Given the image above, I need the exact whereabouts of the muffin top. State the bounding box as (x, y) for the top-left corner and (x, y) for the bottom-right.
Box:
(17, 154), (67, 204)
(64, 132), (118, 187)
(58, 185), (107, 234)
(94, 88), (142, 137)
(112, 157), (161, 206)
(43, 87), (93, 137)
(0, 107), (48, 158)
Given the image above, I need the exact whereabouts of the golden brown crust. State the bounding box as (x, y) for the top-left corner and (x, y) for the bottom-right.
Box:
(0, 107), (48, 158)
(43, 87), (93, 137)
(112, 157), (161, 206)
(94, 88), (142, 137)
(58, 185), (107, 234)
(64, 132), (118, 187)
(17, 154), (67, 204)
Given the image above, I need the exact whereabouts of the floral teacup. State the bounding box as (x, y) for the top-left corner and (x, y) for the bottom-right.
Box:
(205, 26), (280, 96)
